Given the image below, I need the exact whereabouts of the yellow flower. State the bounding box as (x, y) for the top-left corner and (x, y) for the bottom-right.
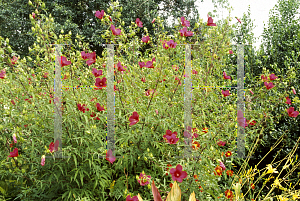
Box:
(271, 178), (282, 188)
(278, 195), (288, 201)
(266, 164), (278, 174)
(293, 193), (299, 200)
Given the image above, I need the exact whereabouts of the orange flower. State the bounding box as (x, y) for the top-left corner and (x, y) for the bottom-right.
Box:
(169, 183), (173, 188)
(191, 141), (200, 150)
(225, 189), (233, 199)
(251, 183), (255, 189)
(194, 174), (198, 181)
(199, 186), (203, 192)
(225, 151), (232, 157)
(202, 127), (208, 133)
(214, 166), (223, 176)
(221, 152), (224, 157)
(226, 170), (234, 176)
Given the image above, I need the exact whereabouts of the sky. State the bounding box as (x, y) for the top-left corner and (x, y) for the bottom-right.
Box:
(157, 0), (300, 52)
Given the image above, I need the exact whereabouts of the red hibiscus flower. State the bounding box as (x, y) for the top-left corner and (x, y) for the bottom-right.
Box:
(163, 130), (178, 139)
(223, 71), (231, 79)
(179, 27), (193, 37)
(261, 74), (268, 82)
(32, 12), (36, 19)
(92, 68), (103, 77)
(152, 18), (155, 23)
(136, 18), (143, 27)
(61, 56), (71, 67)
(207, 15), (216, 26)
(106, 149), (116, 164)
(170, 164), (187, 182)
(167, 39), (177, 48)
(77, 104), (89, 113)
(142, 35), (150, 43)
(95, 10), (105, 19)
(287, 107), (299, 117)
(116, 61), (126, 72)
(86, 52), (96, 66)
(110, 24), (121, 35)
(81, 51), (89, 60)
(49, 140), (59, 153)
(293, 88), (296, 95)
(264, 82), (275, 90)
(8, 148), (18, 157)
(165, 134), (179, 144)
(126, 195), (138, 201)
(269, 74), (278, 80)
(229, 50), (233, 54)
(96, 103), (105, 111)
(217, 139), (226, 146)
(181, 16), (190, 27)
(95, 77), (107, 90)
(129, 111), (139, 125)
(222, 90), (231, 97)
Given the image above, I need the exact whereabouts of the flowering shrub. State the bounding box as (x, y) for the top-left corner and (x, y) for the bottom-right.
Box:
(0, 0), (299, 200)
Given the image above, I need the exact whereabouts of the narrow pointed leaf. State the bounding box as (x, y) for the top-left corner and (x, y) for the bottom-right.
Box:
(188, 191), (196, 201)
(166, 181), (181, 201)
(137, 193), (143, 201)
(151, 180), (163, 201)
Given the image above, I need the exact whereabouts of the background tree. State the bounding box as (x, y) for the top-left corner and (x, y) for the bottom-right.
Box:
(226, 0), (300, 196)
(0, 0), (209, 62)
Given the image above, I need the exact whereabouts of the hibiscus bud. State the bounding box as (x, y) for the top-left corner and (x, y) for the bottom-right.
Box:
(117, 12), (121, 18)
(7, 46), (12, 53)
(61, 29), (64, 34)
(120, 6), (123, 12)
(28, 0), (32, 6)
(41, 2), (45, 8)
(6, 38), (9, 44)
